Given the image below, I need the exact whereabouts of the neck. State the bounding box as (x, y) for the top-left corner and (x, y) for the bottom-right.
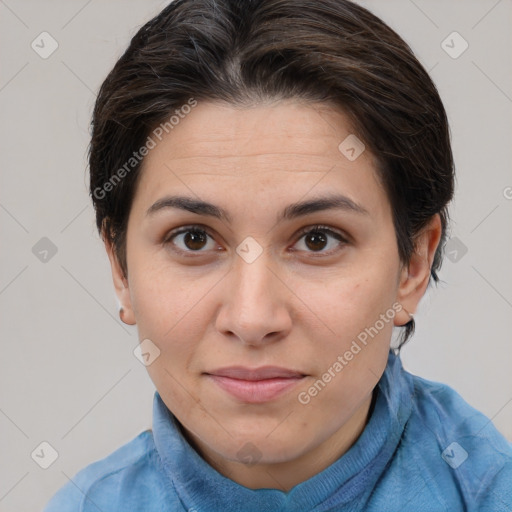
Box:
(182, 391), (375, 491)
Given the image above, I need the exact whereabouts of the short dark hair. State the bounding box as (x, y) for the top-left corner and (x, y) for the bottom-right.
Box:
(89, 0), (455, 347)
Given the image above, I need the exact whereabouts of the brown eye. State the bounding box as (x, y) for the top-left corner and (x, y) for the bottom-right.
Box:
(293, 226), (347, 255)
(304, 230), (328, 252)
(182, 230), (208, 250)
(165, 227), (217, 253)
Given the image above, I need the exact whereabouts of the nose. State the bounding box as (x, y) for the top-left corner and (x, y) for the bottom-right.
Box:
(215, 247), (293, 346)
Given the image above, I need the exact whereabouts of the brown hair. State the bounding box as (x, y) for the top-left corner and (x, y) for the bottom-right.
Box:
(89, 0), (454, 346)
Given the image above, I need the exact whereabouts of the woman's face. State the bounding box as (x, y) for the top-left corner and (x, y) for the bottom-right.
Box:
(108, 99), (423, 481)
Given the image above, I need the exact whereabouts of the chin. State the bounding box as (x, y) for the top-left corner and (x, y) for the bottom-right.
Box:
(215, 431), (310, 466)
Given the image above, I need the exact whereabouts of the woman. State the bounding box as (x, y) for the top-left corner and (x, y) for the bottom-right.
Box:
(44, 0), (512, 510)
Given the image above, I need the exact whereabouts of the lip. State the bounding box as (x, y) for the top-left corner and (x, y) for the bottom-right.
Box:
(205, 366), (306, 403)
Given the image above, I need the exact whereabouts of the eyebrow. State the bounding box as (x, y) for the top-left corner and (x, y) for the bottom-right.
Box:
(146, 194), (369, 223)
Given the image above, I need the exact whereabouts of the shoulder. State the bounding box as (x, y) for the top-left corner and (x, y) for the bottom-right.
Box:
(409, 372), (511, 454)
(401, 370), (512, 510)
(43, 430), (177, 512)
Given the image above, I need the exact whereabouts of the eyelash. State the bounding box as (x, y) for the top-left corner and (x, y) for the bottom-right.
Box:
(163, 224), (349, 257)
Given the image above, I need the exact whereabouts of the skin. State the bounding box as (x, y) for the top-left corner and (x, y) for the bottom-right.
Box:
(105, 99), (441, 491)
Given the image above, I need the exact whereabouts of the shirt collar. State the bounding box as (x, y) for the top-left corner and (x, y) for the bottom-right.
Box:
(152, 350), (414, 512)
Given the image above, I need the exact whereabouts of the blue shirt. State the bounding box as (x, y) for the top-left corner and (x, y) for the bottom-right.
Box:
(44, 351), (512, 511)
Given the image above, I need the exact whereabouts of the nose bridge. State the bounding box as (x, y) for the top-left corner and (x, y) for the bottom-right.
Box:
(232, 246), (277, 315)
(216, 243), (291, 344)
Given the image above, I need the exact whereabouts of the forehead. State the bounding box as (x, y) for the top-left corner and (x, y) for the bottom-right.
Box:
(131, 100), (388, 220)
(158, 100), (351, 159)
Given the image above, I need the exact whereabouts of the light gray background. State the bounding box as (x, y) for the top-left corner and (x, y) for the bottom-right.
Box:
(1, 1), (511, 510)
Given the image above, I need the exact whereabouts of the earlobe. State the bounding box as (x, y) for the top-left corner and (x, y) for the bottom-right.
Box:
(119, 306), (135, 325)
(394, 304), (414, 327)
(394, 214), (442, 327)
(104, 236), (136, 326)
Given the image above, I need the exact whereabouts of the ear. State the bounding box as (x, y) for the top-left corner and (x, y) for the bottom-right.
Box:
(394, 214), (442, 326)
(104, 234), (136, 326)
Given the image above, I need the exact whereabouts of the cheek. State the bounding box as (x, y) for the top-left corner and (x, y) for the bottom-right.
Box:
(294, 262), (399, 375)
(127, 260), (222, 384)
(130, 267), (209, 409)
(298, 276), (395, 417)
(300, 266), (398, 332)
(128, 255), (209, 335)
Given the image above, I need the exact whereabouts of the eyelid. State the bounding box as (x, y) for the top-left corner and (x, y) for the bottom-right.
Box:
(290, 224), (350, 256)
(163, 223), (216, 243)
(294, 224), (350, 243)
(162, 224), (221, 256)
